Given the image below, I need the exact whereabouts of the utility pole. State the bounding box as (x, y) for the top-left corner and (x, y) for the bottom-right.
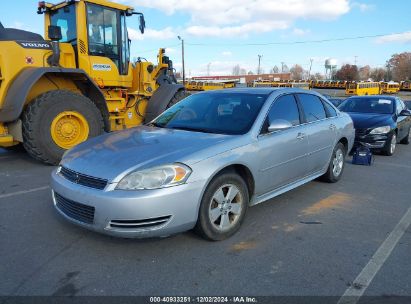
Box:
(354, 56), (358, 66)
(309, 58), (314, 78)
(178, 36), (185, 86)
(257, 55), (263, 75)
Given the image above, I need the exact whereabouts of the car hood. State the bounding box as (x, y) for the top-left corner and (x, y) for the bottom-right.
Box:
(346, 112), (394, 129)
(61, 126), (236, 181)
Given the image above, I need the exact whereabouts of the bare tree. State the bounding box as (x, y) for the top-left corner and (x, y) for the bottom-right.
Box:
(387, 52), (411, 81)
(359, 65), (371, 81)
(370, 68), (386, 81)
(290, 64), (304, 80)
(232, 64), (241, 76)
(239, 68), (247, 75)
(335, 64), (359, 81)
(271, 66), (279, 74)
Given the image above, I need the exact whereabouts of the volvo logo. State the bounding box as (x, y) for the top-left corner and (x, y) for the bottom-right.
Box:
(17, 41), (52, 50)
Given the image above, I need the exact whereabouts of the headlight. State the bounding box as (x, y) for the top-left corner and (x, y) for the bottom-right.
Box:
(369, 126), (391, 134)
(116, 164), (192, 190)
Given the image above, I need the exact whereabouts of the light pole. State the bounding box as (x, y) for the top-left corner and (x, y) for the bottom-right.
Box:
(258, 55), (263, 75)
(309, 58), (314, 79)
(178, 36), (185, 86)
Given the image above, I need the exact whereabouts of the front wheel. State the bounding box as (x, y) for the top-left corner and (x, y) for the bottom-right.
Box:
(382, 132), (397, 156)
(321, 142), (346, 183)
(194, 172), (249, 241)
(22, 90), (104, 165)
(166, 90), (191, 109)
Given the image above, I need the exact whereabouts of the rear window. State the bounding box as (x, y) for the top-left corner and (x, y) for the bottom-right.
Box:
(297, 94), (327, 122)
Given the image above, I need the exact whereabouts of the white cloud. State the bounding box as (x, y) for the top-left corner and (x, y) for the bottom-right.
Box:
(128, 26), (176, 40)
(222, 51), (232, 56)
(125, 0), (350, 37)
(191, 60), (256, 76)
(292, 28), (311, 36)
(165, 47), (177, 54)
(352, 2), (375, 12)
(376, 32), (411, 44)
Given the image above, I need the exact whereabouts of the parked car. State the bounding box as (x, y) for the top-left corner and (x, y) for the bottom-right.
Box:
(338, 96), (411, 155)
(322, 94), (345, 107)
(51, 88), (354, 241)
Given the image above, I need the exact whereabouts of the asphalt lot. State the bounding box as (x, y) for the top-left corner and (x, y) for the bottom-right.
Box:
(0, 141), (410, 299)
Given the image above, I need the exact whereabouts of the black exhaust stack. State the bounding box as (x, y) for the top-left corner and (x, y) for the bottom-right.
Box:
(48, 25), (62, 67)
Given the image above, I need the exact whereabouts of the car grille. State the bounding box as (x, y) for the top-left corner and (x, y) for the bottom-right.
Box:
(60, 167), (108, 190)
(109, 216), (171, 230)
(54, 192), (95, 225)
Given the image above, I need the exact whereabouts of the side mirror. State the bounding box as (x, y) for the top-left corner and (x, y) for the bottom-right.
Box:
(139, 15), (146, 34)
(48, 25), (62, 41)
(268, 119), (293, 133)
(399, 109), (411, 116)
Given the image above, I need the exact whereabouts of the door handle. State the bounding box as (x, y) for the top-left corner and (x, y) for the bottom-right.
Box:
(296, 133), (305, 140)
(329, 124), (336, 130)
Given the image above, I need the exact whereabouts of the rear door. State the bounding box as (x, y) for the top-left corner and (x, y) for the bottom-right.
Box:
(256, 94), (309, 194)
(296, 94), (338, 175)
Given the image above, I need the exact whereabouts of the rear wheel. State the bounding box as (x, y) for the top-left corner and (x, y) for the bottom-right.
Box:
(22, 90), (104, 165)
(195, 172), (249, 241)
(400, 128), (410, 145)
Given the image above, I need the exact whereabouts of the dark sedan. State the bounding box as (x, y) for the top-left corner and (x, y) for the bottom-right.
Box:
(338, 96), (411, 155)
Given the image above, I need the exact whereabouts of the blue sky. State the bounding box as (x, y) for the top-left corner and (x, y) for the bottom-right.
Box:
(2, 0), (411, 76)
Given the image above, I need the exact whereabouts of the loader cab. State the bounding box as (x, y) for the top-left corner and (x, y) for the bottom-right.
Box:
(44, 0), (144, 87)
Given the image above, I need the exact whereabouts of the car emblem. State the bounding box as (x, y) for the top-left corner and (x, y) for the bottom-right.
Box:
(75, 174), (81, 183)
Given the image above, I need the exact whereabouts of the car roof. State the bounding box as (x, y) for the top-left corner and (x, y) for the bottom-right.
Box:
(347, 95), (397, 100)
(200, 88), (313, 95)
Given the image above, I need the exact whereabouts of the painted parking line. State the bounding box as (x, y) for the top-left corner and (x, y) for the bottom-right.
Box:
(0, 186), (50, 199)
(337, 204), (411, 304)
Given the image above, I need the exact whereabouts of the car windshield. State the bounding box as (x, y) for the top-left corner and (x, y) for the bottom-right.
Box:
(338, 97), (394, 114)
(151, 92), (269, 135)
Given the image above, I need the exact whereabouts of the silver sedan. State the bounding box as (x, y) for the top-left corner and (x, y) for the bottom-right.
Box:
(51, 88), (354, 241)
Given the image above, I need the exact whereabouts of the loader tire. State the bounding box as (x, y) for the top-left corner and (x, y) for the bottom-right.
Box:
(22, 90), (104, 165)
(166, 90), (191, 109)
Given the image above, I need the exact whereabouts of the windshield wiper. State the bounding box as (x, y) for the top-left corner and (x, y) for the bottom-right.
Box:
(169, 126), (213, 133)
(146, 122), (165, 128)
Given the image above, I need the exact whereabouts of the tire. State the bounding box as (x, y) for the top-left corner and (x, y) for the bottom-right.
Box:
(22, 90), (104, 165)
(166, 90), (190, 109)
(400, 128), (410, 145)
(321, 142), (346, 183)
(194, 172), (249, 241)
(382, 132), (397, 156)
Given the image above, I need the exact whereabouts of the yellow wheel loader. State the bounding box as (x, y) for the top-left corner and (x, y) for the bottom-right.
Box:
(0, 0), (187, 164)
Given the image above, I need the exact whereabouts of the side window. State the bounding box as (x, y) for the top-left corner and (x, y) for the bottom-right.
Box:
(263, 94), (300, 133)
(396, 99), (403, 114)
(322, 100), (338, 118)
(298, 94), (327, 123)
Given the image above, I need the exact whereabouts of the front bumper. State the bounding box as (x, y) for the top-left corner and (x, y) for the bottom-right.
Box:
(50, 169), (205, 238)
(354, 133), (389, 149)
